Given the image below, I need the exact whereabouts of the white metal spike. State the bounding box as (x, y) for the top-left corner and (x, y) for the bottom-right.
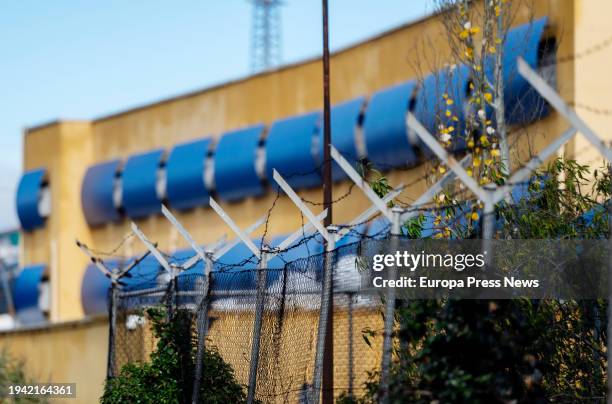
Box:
(330, 146), (394, 222)
(207, 234), (228, 254)
(272, 170), (332, 244)
(336, 185), (404, 240)
(517, 58), (612, 162)
(130, 222), (174, 275)
(209, 198), (261, 259)
(407, 112), (489, 202)
(277, 209), (328, 251)
(399, 154), (472, 222)
(161, 204), (207, 262)
(491, 127), (577, 203)
(77, 240), (112, 278)
(213, 215), (266, 260)
(117, 249), (152, 278)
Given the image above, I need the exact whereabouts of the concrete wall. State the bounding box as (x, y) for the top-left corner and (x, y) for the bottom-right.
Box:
(0, 317), (107, 403)
(99, 306), (382, 403)
(572, 0), (612, 168)
(204, 307), (382, 402)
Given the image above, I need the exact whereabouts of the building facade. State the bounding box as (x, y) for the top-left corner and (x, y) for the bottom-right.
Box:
(3, 0), (612, 401)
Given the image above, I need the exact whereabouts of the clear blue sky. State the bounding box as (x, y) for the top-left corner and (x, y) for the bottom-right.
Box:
(0, 0), (431, 231)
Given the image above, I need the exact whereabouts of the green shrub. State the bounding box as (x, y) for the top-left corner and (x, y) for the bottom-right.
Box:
(101, 308), (247, 404)
(0, 349), (48, 403)
(340, 159), (611, 403)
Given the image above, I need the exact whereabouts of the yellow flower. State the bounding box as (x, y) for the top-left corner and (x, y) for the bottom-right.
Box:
(448, 126), (455, 132)
(452, 116), (459, 122)
(469, 27), (480, 35)
(459, 30), (469, 40)
(467, 140), (475, 148)
(473, 157), (481, 167)
(495, 6), (501, 16)
(439, 166), (447, 174)
(443, 93), (448, 99)
(491, 149), (501, 157)
(488, 46), (496, 54)
(480, 135), (488, 143)
(446, 99), (454, 105)
(445, 109), (452, 117)
(466, 168), (473, 176)
(471, 212), (479, 221)
(484, 93), (493, 103)
(485, 158), (493, 166)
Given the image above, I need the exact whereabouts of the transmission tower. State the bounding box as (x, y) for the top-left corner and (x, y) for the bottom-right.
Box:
(250, 0), (283, 72)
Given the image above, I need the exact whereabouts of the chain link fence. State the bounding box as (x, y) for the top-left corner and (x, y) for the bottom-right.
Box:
(108, 240), (385, 403)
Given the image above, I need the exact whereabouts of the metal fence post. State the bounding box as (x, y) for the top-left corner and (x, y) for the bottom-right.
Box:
(191, 251), (214, 404)
(481, 199), (495, 268)
(76, 240), (152, 381)
(247, 247), (270, 404)
(107, 283), (118, 378)
(0, 260), (15, 317)
(379, 207), (402, 403)
(347, 292), (354, 397)
(608, 166), (612, 404)
(310, 225), (338, 404)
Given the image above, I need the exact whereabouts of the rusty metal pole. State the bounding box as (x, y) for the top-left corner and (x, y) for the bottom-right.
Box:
(606, 169), (612, 404)
(321, 0), (334, 402)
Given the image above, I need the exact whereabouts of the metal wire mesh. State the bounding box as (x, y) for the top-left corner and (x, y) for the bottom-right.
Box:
(106, 232), (612, 401)
(107, 239), (389, 403)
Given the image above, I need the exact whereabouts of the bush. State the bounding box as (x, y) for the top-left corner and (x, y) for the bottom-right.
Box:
(0, 349), (48, 403)
(101, 308), (247, 404)
(341, 159), (610, 403)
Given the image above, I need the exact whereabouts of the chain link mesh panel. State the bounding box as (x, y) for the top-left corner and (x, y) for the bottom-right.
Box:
(107, 239), (391, 403)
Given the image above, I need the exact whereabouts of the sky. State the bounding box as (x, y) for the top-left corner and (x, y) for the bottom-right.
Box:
(0, 0), (431, 232)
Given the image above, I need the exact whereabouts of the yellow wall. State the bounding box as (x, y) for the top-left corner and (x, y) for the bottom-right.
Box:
(571, 0), (612, 167)
(23, 122), (94, 322)
(0, 317), (107, 403)
(10, 1), (608, 401)
(78, 307), (382, 403)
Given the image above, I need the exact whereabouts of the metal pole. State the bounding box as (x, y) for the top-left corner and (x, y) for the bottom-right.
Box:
(379, 207), (402, 403)
(107, 283), (117, 379)
(167, 275), (177, 321)
(321, 0), (332, 227)
(0, 260), (15, 317)
(347, 292), (354, 398)
(481, 199), (495, 267)
(606, 171), (612, 404)
(247, 248), (270, 404)
(191, 253), (214, 404)
(321, 0), (334, 399)
(310, 226), (337, 404)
